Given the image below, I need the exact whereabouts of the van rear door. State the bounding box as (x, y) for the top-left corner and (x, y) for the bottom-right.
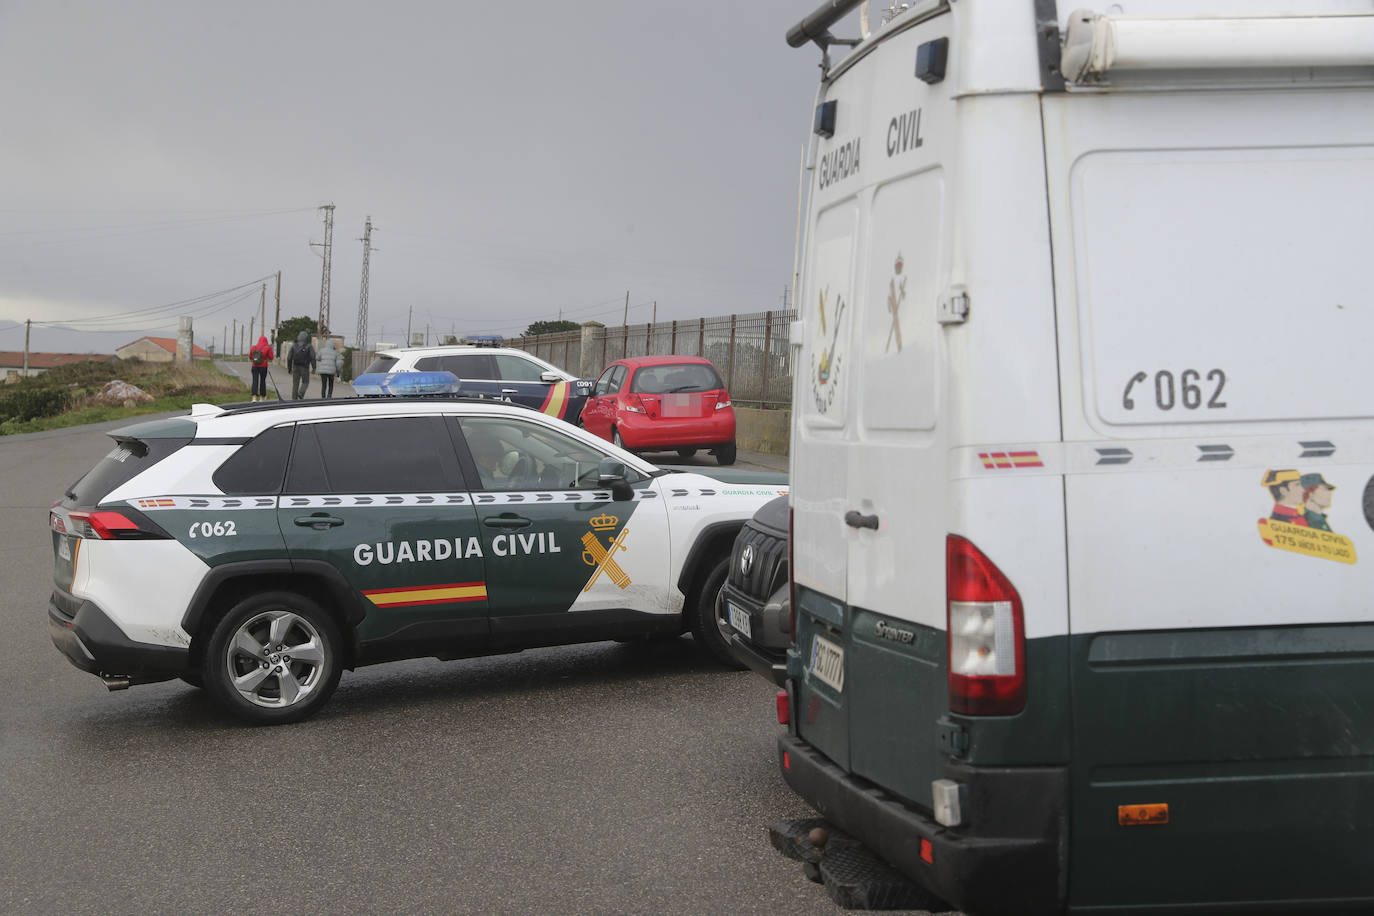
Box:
(1045, 66), (1374, 909)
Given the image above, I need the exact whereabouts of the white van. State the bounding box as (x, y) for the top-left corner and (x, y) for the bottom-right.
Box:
(778, 2), (1374, 913)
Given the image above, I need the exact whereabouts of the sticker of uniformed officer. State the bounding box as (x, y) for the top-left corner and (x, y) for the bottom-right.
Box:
(1257, 469), (1356, 564)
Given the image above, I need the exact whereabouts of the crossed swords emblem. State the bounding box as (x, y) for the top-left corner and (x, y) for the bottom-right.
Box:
(581, 528), (630, 591)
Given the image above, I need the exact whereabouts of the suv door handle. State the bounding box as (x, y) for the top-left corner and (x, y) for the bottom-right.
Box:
(844, 510), (879, 530)
(295, 514), (345, 529)
(500, 388), (519, 395)
(483, 514), (532, 530)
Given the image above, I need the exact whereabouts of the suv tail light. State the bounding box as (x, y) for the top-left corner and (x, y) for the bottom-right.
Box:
(67, 509), (169, 540)
(947, 535), (1026, 715)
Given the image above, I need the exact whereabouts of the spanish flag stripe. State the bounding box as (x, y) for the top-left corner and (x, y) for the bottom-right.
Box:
(369, 594), (487, 608)
(541, 382), (569, 419)
(363, 580), (484, 597)
(363, 583), (488, 606)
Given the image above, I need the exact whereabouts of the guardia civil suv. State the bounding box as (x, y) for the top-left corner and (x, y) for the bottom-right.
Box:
(48, 385), (786, 724)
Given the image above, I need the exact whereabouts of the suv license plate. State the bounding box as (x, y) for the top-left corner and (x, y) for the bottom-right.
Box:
(727, 601), (752, 639)
(809, 635), (845, 692)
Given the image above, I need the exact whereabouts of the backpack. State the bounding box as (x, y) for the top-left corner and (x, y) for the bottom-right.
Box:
(250, 346), (267, 367)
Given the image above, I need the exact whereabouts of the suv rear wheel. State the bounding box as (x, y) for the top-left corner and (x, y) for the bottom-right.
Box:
(204, 591), (343, 725)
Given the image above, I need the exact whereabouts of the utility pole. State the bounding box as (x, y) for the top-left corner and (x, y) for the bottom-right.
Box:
(249, 317), (255, 348)
(406, 306), (412, 346)
(259, 283), (266, 336)
(23, 319), (30, 376)
(622, 290), (629, 327)
(232, 319), (237, 356)
(311, 203), (336, 338)
(273, 270), (281, 352)
(356, 215), (376, 361)
(652, 300), (657, 325)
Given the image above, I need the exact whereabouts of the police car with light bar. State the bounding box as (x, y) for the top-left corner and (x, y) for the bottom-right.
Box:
(361, 344), (595, 425)
(48, 372), (785, 724)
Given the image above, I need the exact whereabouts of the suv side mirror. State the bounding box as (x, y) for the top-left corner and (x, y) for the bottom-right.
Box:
(597, 457), (635, 502)
(540, 371), (562, 383)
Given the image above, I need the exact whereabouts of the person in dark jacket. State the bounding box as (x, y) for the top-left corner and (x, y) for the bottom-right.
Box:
(317, 338), (343, 399)
(286, 331), (316, 400)
(248, 335), (274, 402)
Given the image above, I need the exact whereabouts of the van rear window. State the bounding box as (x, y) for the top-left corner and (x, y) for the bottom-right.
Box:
(66, 437), (191, 507)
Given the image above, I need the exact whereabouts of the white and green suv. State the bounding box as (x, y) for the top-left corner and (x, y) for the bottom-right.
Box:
(48, 392), (786, 724)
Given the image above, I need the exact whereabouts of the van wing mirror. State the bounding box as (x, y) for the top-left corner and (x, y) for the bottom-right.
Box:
(597, 457), (635, 502)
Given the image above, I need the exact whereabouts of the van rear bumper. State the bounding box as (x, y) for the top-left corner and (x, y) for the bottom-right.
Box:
(777, 732), (1067, 916)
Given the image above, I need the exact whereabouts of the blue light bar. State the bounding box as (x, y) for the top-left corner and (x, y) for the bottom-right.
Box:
(351, 371), (463, 397)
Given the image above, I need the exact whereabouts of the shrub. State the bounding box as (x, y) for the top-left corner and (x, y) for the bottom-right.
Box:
(0, 386), (69, 422)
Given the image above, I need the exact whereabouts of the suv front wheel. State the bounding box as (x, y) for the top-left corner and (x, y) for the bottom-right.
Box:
(689, 556), (746, 669)
(204, 591), (344, 725)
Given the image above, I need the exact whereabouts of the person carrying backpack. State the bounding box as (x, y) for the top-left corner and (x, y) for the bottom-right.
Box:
(316, 338), (343, 399)
(286, 331), (316, 400)
(248, 335), (274, 402)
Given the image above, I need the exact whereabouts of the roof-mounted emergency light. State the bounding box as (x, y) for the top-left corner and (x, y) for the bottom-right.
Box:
(1061, 11), (1374, 83)
(352, 371), (463, 397)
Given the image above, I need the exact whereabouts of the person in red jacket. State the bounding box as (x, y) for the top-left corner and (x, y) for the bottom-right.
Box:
(249, 336), (274, 402)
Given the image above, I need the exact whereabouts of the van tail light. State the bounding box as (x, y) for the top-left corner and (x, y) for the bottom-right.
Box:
(67, 509), (169, 540)
(788, 507), (797, 641)
(624, 394), (648, 414)
(947, 535), (1026, 716)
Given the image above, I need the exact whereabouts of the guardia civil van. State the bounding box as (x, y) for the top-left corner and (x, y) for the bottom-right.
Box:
(48, 376), (785, 724)
(778, 2), (1374, 913)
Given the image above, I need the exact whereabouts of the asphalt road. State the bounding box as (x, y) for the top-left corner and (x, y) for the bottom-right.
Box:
(0, 415), (909, 915)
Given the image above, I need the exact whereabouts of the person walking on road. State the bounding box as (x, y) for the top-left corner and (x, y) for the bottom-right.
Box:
(248, 335), (274, 402)
(317, 338), (342, 399)
(286, 331), (316, 400)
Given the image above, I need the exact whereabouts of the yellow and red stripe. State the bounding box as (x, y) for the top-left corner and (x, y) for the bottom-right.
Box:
(977, 450), (1044, 469)
(540, 382), (570, 420)
(362, 581), (488, 608)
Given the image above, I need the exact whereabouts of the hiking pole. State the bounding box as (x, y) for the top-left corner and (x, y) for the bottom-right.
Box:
(268, 365), (284, 401)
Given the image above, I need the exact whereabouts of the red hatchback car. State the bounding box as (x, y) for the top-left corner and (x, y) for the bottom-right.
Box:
(580, 356), (737, 465)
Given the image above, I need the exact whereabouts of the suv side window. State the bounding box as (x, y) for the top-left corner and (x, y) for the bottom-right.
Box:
(414, 353), (496, 379)
(493, 354), (548, 383)
(286, 417), (458, 493)
(213, 424), (294, 495)
(455, 416), (644, 491)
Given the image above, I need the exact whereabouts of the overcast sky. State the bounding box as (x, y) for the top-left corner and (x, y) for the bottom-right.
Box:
(0, 0), (846, 355)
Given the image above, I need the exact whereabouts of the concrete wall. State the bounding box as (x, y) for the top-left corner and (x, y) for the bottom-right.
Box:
(735, 407), (790, 457)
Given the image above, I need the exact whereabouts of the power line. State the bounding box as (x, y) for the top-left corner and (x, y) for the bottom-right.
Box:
(31, 275), (277, 328)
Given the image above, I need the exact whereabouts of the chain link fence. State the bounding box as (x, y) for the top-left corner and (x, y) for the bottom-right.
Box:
(506, 310), (796, 409)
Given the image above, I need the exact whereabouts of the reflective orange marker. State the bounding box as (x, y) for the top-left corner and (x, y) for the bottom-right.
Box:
(783, 751), (791, 770)
(920, 838), (934, 864)
(1118, 803), (1169, 826)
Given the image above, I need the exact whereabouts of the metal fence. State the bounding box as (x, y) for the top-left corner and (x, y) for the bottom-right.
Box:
(506, 310), (796, 409)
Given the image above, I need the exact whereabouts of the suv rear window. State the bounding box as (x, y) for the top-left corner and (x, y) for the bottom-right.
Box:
(66, 436), (191, 507)
(362, 356), (398, 374)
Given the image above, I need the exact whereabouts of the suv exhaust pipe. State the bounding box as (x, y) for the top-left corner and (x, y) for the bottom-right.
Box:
(101, 675), (131, 691)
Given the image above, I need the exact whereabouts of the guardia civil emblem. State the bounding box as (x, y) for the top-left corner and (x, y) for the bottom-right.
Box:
(581, 513), (631, 590)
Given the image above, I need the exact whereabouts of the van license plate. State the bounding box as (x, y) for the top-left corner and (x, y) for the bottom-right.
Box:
(727, 601), (751, 639)
(809, 635), (845, 692)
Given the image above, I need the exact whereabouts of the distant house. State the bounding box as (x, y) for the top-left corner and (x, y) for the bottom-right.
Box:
(0, 351), (117, 382)
(115, 336), (211, 364)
